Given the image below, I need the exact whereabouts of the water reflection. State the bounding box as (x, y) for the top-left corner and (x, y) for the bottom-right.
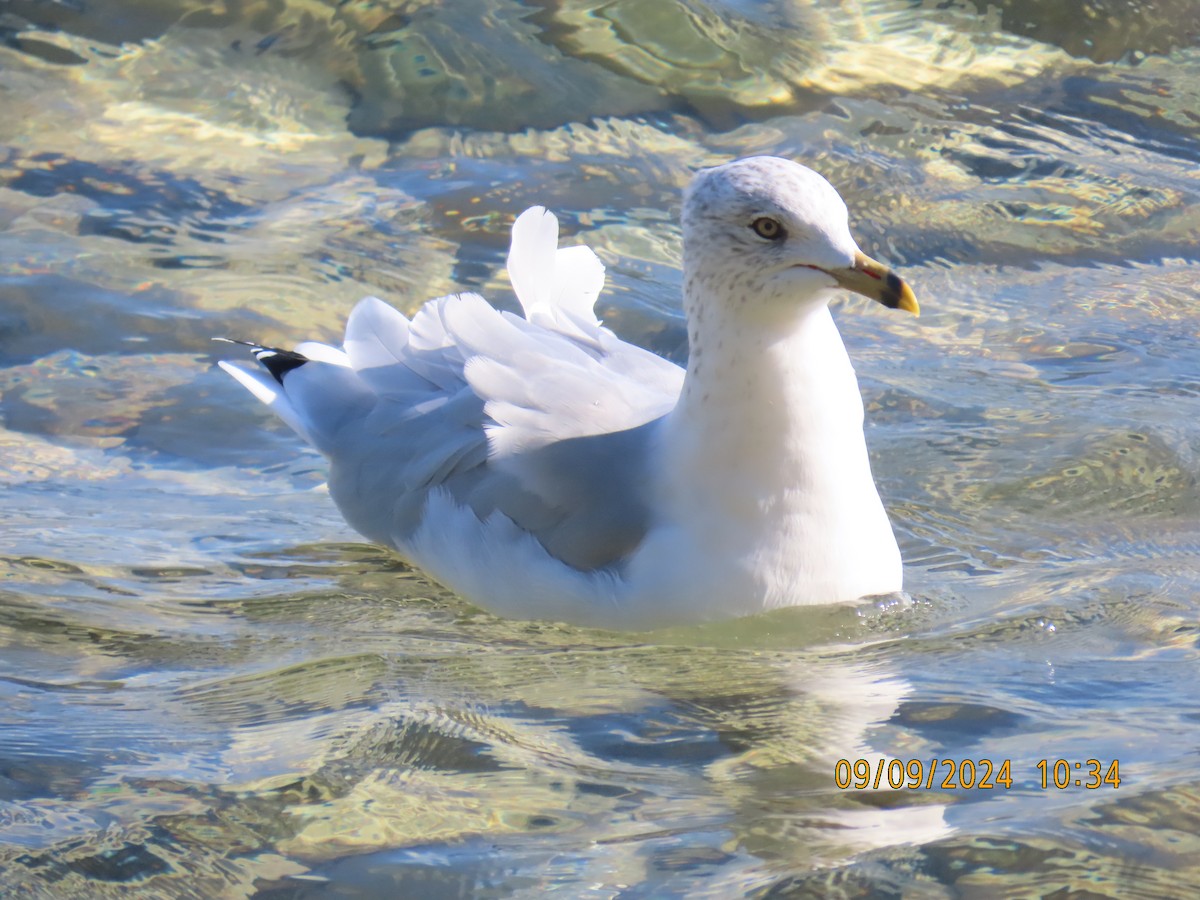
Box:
(0, 579), (949, 893)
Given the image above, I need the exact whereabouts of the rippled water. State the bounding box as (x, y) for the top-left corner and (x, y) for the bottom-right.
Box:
(3, 0), (1200, 896)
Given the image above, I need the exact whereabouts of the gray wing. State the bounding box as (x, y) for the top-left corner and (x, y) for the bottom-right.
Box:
(466, 418), (663, 570)
(227, 208), (684, 571)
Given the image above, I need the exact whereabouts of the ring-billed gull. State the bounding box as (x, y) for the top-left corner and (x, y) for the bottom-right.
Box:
(219, 156), (918, 629)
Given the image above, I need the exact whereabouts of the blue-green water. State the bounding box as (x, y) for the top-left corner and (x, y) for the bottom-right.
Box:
(3, 1), (1200, 896)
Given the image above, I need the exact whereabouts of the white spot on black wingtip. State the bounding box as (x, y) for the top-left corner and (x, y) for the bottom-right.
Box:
(213, 337), (309, 385)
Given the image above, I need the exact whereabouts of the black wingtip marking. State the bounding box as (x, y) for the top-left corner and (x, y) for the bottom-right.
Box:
(214, 337), (309, 385)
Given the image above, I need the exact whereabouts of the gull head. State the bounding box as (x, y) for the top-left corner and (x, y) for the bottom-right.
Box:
(681, 156), (918, 321)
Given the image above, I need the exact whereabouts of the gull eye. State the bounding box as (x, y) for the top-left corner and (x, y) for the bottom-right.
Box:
(751, 217), (786, 241)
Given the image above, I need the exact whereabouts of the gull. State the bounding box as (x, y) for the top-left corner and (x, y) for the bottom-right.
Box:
(218, 156), (919, 629)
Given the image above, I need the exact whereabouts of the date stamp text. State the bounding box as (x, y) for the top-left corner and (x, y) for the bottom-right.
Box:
(833, 758), (1121, 790)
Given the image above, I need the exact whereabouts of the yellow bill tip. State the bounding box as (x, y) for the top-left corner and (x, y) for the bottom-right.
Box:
(894, 282), (919, 317)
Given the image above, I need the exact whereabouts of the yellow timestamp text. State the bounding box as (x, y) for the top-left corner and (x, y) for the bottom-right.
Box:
(833, 758), (1121, 790)
(1036, 758), (1121, 789)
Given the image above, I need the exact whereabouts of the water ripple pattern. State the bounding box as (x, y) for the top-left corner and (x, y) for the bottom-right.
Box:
(2, 0), (1200, 895)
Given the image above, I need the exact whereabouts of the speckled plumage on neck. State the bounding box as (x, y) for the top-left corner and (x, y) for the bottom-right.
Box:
(633, 297), (901, 620)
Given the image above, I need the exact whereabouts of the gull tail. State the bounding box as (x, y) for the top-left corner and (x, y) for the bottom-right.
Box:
(213, 337), (309, 384)
(215, 336), (370, 456)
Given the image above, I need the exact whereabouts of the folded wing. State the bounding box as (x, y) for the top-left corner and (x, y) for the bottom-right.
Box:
(223, 207), (684, 572)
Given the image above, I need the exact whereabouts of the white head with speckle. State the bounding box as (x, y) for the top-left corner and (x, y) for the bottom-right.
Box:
(681, 157), (865, 323)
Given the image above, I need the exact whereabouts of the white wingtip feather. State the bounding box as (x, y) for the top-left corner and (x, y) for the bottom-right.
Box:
(507, 206), (558, 319)
(551, 244), (605, 323)
(218, 359), (321, 448)
(506, 206), (608, 340)
(218, 360), (279, 405)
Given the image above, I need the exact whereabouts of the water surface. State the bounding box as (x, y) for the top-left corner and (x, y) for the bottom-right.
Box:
(3, 0), (1200, 896)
